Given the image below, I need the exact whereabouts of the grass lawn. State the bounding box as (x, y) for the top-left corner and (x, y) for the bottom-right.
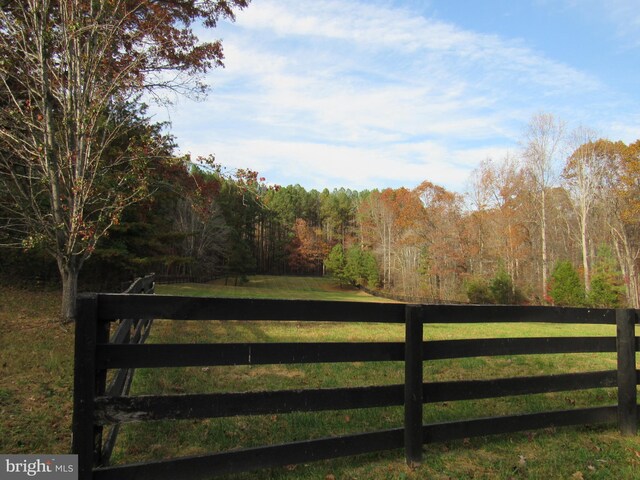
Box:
(2, 276), (640, 479)
(0, 287), (74, 454)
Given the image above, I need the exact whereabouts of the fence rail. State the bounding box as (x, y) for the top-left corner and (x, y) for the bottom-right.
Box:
(72, 295), (638, 480)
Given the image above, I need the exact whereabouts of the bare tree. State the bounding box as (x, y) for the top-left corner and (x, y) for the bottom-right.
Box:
(562, 127), (608, 293)
(522, 113), (565, 298)
(0, 0), (248, 321)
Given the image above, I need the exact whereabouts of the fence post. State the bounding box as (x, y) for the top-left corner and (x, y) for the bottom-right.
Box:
(616, 308), (637, 436)
(94, 311), (110, 467)
(72, 294), (99, 480)
(404, 304), (423, 467)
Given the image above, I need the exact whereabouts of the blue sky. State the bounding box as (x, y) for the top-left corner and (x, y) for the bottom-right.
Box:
(151, 0), (640, 193)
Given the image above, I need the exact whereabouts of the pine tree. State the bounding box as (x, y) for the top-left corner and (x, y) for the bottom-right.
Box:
(324, 244), (347, 285)
(588, 246), (624, 307)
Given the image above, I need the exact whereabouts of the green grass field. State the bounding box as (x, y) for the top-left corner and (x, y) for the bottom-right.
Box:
(156, 275), (394, 302)
(2, 276), (640, 479)
(118, 277), (638, 479)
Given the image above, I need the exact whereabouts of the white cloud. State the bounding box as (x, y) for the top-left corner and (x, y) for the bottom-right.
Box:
(549, 0), (640, 48)
(180, 136), (514, 193)
(588, 0), (640, 47)
(606, 116), (640, 144)
(154, 0), (630, 193)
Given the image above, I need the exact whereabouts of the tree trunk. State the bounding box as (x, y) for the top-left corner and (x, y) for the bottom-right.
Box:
(541, 189), (548, 298)
(58, 260), (79, 323)
(581, 215), (590, 293)
(611, 227), (640, 309)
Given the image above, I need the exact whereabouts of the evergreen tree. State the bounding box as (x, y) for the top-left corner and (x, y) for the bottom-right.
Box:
(344, 246), (366, 286)
(343, 246), (379, 287)
(324, 244), (347, 284)
(549, 261), (585, 306)
(489, 268), (515, 304)
(363, 250), (380, 287)
(588, 246), (624, 307)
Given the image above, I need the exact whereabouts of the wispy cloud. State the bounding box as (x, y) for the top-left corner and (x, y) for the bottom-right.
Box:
(573, 0), (640, 48)
(156, 0), (627, 192)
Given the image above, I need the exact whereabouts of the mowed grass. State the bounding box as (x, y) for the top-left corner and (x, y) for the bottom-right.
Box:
(109, 277), (640, 479)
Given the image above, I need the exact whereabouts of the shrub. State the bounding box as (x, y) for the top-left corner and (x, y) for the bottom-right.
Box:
(466, 269), (526, 304)
(490, 268), (514, 304)
(466, 278), (492, 304)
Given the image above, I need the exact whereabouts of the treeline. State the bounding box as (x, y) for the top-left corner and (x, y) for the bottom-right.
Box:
(1, 158), (361, 290)
(2, 114), (639, 308)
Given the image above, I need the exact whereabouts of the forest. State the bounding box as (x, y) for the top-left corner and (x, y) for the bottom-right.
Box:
(3, 114), (639, 309)
(0, 1), (638, 318)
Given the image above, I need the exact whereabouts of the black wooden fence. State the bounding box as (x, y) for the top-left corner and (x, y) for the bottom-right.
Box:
(72, 274), (155, 473)
(71, 295), (638, 480)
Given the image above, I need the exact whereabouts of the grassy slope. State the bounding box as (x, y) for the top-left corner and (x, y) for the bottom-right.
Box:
(2, 277), (640, 479)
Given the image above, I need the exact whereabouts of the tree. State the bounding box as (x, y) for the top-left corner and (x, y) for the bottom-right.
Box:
(0, 0), (249, 321)
(174, 165), (230, 279)
(465, 158), (496, 278)
(596, 139), (640, 308)
(287, 218), (328, 275)
(415, 181), (465, 301)
(358, 189), (394, 288)
(588, 246), (624, 308)
(522, 113), (565, 299)
(324, 244), (347, 285)
(489, 268), (520, 304)
(465, 155), (530, 288)
(548, 261), (585, 306)
(343, 246), (379, 287)
(562, 127), (608, 293)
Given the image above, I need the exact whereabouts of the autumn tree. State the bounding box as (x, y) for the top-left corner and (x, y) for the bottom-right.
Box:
(0, 0), (249, 321)
(465, 155), (530, 288)
(562, 127), (608, 293)
(415, 181), (465, 301)
(465, 158), (496, 277)
(598, 139), (640, 307)
(358, 190), (395, 287)
(173, 164), (230, 278)
(522, 113), (565, 298)
(287, 218), (329, 275)
(357, 188), (425, 295)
